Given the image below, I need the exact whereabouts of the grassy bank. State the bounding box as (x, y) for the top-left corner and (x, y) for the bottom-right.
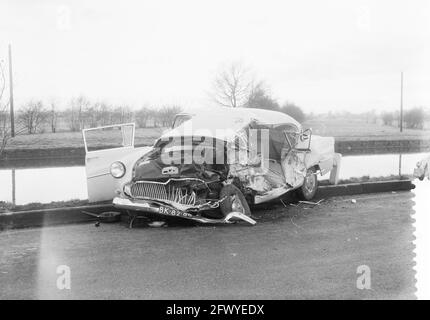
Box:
(0, 199), (90, 213)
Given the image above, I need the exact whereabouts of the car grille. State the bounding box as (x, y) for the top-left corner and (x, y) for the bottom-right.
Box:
(129, 181), (196, 206)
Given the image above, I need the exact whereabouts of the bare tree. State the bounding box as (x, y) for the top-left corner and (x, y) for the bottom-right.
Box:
(84, 101), (113, 127)
(0, 108), (9, 156)
(84, 101), (101, 128)
(211, 62), (254, 108)
(404, 107), (425, 129)
(18, 101), (47, 134)
(49, 100), (59, 133)
(64, 107), (77, 131)
(67, 95), (91, 131)
(364, 109), (377, 124)
(0, 61), (26, 157)
(110, 105), (133, 124)
(0, 61), (14, 156)
(157, 105), (182, 127)
(381, 111), (394, 126)
(281, 102), (306, 123)
(0, 62), (7, 155)
(150, 108), (160, 127)
(98, 102), (112, 126)
(135, 105), (152, 128)
(245, 82), (280, 111)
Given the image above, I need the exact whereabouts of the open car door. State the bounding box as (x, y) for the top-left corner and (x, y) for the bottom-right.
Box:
(291, 128), (341, 184)
(83, 123), (137, 203)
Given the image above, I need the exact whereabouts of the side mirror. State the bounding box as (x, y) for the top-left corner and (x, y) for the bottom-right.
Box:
(294, 128), (312, 152)
(300, 128), (312, 142)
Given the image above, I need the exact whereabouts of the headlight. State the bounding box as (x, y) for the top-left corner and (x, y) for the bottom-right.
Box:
(110, 161), (126, 178)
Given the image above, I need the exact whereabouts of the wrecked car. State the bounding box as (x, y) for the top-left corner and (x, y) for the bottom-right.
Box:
(83, 107), (341, 225)
(414, 155), (429, 180)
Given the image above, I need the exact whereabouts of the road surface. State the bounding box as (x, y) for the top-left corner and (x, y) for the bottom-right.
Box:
(0, 191), (415, 299)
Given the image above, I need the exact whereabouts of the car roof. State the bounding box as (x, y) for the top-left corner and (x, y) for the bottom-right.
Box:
(161, 107), (302, 142)
(178, 106), (301, 127)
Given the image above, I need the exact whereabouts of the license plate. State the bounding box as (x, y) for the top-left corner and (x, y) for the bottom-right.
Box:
(158, 205), (192, 218)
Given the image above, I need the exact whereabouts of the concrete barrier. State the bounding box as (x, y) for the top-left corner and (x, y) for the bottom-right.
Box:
(0, 180), (416, 230)
(335, 139), (430, 155)
(315, 179), (415, 198)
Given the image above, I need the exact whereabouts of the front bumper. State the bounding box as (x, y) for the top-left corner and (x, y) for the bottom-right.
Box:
(113, 197), (235, 224)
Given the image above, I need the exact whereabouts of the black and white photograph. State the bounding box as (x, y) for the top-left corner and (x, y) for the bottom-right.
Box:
(0, 0), (429, 303)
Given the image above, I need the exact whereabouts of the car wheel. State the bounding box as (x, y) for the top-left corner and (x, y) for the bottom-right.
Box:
(297, 167), (318, 200)
(219, 184), (251, 217)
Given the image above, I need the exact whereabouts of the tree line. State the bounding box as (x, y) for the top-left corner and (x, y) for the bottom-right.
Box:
(14, 98), (183, 134)
(381, 107), (427, 129)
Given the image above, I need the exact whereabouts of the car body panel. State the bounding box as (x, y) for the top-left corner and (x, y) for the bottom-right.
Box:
(83, 123), (152, 202)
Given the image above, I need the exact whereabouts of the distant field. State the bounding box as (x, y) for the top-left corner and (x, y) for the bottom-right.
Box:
(303, 117), (430, 141)
(5, 117), (430, 151)
(6, 127), (165, 150)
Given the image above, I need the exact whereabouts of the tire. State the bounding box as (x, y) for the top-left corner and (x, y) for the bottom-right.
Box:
(219, 184), (251, 217)
(296, 167), (318, 201)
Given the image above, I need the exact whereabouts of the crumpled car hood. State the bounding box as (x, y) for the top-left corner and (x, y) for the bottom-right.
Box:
(132, 157), (222, 182)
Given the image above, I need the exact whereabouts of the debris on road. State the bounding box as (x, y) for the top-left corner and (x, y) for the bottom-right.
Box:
(148, 221), (166, 228)
(298, 199), (324, 206)
(223, 212), (257, 225)
(286, 199), (325, 209)
(82, 211), (121, 223)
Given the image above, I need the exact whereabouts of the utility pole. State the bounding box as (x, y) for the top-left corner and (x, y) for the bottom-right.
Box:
(12, 169), (16, 206)
(399, 71), (403, 132)
(8, 44), (15, 137)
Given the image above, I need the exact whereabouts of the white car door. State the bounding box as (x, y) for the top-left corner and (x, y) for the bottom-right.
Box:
(83, 123), (142, 202)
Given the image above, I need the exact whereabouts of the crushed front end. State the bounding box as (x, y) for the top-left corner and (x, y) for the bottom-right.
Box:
(114, 177), (227, 221)
(112, 137), (253, 224)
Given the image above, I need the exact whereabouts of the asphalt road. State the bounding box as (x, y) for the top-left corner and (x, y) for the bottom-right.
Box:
(0, 191), (415, 299)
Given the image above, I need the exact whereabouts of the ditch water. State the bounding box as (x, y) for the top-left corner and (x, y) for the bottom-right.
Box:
(0, 152), (428, 205)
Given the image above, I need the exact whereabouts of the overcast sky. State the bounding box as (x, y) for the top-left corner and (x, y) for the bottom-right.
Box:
(1, 0), (429, 113)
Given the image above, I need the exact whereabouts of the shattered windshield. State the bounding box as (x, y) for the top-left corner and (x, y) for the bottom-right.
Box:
(153, 136), (226, 165)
